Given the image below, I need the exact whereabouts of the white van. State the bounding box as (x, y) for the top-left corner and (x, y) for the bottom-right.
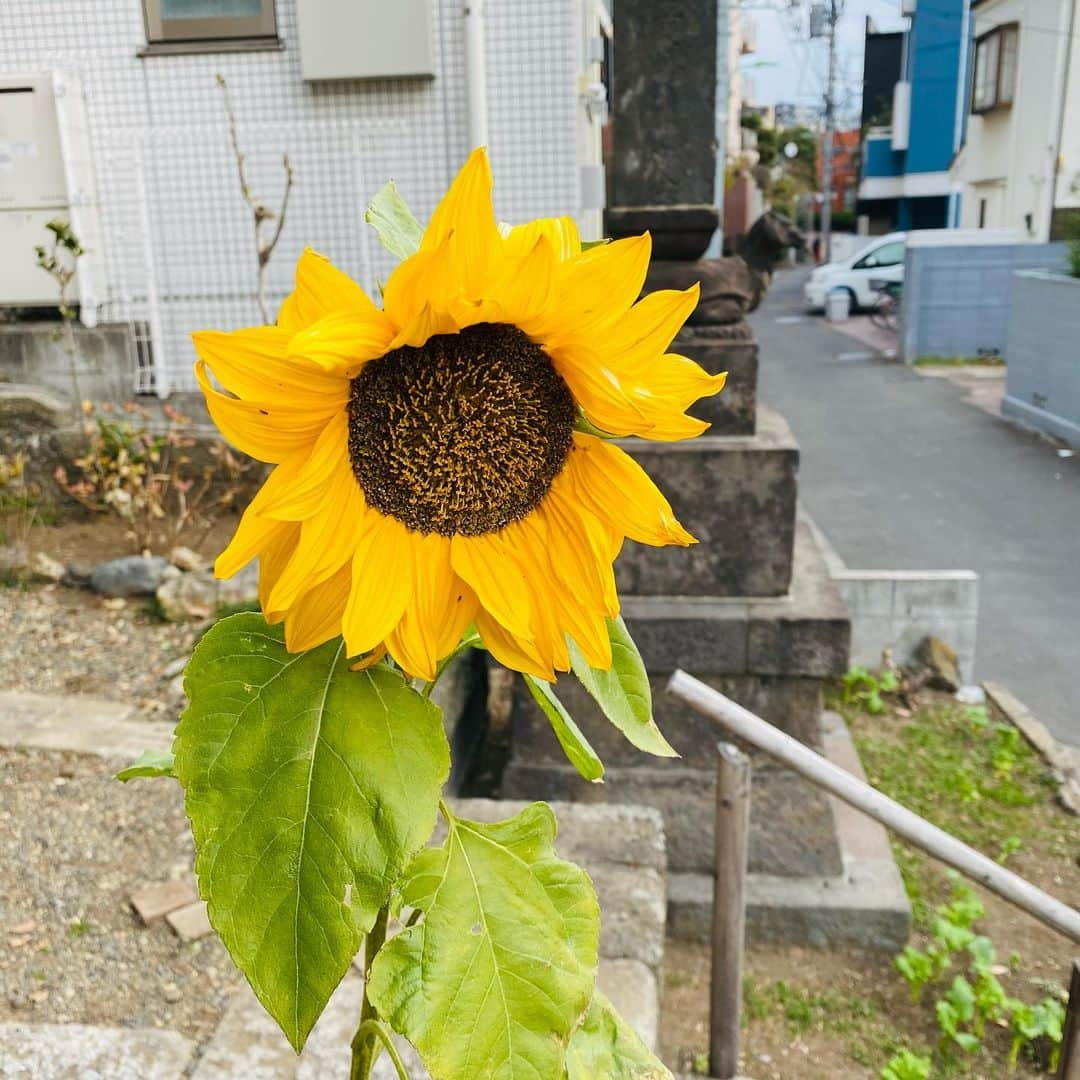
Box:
(803, 232), (907, 312)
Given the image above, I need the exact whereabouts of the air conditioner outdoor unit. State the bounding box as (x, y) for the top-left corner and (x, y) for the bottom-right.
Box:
(0, 72), (73, 307)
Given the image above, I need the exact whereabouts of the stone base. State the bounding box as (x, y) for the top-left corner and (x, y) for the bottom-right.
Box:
(666, 712), (912, 951)
(616, 407), (798, 597)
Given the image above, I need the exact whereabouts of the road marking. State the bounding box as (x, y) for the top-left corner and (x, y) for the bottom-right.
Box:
(836, 351), (875, 362)
(774, 315), (805, 324)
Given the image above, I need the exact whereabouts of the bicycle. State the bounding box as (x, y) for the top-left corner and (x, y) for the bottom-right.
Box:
(869, 278), (903, 332)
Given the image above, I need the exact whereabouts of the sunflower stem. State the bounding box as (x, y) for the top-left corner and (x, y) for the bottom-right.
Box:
(350, 904), (390, 1080)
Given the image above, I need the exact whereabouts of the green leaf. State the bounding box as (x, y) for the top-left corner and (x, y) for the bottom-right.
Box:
(569, 616), (676, 758)
(364, 181), (424, 261)
(572, 410), (619, 439)
(565, 991), (673, 1079)
(174, 613), (449, 1052)
(368, 802), (599, 1080)
(523, 674), (604, 782)
(116, 749), (175, 782)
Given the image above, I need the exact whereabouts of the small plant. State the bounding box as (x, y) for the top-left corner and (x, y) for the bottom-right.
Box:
(841, 665), (899, 714)
(54, 401), (251, 554)
(892, 874), (1068, 1073)
(34, 219), (87, 405)
(880, 1048), (932, 1080)
(1066, 217), (1080, 278)
(0, 452), (46, 579)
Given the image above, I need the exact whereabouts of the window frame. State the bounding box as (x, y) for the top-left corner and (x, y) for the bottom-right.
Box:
(971, 22), (1019, 115)
(143, 0), (277, 44)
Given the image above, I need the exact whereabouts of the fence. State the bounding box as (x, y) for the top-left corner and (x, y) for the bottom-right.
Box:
(667, 671), (1080, 1079)
(91, 121), (448, 397)
(901, 241), (1068, 364)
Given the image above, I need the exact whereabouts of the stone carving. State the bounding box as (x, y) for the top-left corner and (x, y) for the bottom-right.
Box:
(643, 211), (806, 339)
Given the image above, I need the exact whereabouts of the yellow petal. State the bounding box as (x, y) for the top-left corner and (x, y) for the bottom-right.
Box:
(259, 411), (350, 522)
(602, 286), (701, 371)
(505, 515), (571, 674)
(502, 216), (581, 262)
(341, 511), (413, 655)
(542, 234), (651, 340)
(287, 311), (395, 376)
(450, 532), (534, 642)
(421, 147), (502, 298)
(195, 361), (337, 463)
(546, 343), (652, 437)
(283, 560), (352, 652)
(631, 353), (727, 411)
(487, 235), (558, 332)
(536, 484), (615, 620)
(277, 248), (383, 333)
(266, 457), (364, 611)
(476, 610), (555, 682)
(192, 326), (348, 404)
(568, 434), (695, 547)
(256, 521), (301, 621)
(215, 511), (292, 583)
(386, 534), (477, 680)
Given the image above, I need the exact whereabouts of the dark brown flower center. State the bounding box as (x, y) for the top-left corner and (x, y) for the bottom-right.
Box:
(347, 322), (575, 536)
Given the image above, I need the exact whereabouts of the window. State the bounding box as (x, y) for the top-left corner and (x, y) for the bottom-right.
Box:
(972, 24), (1019, 113)
(143, 0), (276, 44)
(854, 241), (905, 269)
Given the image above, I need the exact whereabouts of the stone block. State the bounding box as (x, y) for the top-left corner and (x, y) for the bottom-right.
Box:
(597, 958), (661, 1052)
(502, 762), (841, 878)
(166, 900), (213, 941)
(676, 332), (757, 435)
(0, 1022), (195, 1079)
(615, 408), (798, 597)
(130, 879), (199, 924)
(508, 672), (823, 771)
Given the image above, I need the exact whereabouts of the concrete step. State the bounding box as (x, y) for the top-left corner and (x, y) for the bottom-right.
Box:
(616, 407), (798, 598)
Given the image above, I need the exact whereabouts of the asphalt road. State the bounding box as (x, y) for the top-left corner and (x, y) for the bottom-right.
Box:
(751, 267), (1080, 748)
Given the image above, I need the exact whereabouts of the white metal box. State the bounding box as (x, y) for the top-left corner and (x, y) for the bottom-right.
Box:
(296, 0), (434, 81)
(0, 73), (67, 208)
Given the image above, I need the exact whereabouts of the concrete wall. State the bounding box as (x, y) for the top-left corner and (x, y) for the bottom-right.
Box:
(1002, 270), (1080, 447)
(806, 513), (979, 683)
(0, 323), (133, 403)
(901, 241), (1067, 362)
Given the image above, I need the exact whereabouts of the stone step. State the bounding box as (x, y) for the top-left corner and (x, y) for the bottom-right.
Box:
(616, 406), (798, 598)
(666, 712), (912, 952)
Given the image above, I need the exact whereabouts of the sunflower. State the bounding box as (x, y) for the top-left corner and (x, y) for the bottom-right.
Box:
(193, 148), (725, 682)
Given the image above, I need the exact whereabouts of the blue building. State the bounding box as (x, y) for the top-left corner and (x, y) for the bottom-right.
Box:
(857, 0), (969, 232)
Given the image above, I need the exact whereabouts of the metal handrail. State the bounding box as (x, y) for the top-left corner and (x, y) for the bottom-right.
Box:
(668, 670), (1080, 943)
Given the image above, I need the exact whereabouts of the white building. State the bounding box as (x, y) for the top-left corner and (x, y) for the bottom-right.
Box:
(950, 0), (1080, 240)
(0, 0), (608, 395)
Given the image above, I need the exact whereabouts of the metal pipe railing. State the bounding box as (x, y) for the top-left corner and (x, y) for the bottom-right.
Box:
(668, 670), (1080, 945)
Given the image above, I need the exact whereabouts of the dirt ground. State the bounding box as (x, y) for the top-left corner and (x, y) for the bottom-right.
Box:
(0, 747), (241, 1043)
(659, 690), (1080, 1079)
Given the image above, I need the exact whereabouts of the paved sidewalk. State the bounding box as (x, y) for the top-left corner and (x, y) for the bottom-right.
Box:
(752, 269), (1080, 748)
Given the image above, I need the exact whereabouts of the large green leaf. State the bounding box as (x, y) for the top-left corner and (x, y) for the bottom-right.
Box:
(569, 616), (676, 758)
(368, 802), (599, 1080)
(364, 181), (424, 261)
(566, 991), (673, 1079)
(523, 674), (604, 782)
(174, 613), (449, 1051)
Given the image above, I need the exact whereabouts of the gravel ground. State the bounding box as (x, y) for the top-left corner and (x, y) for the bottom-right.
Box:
(0, 746), (241, 1042)
(0, 584), (202, 718)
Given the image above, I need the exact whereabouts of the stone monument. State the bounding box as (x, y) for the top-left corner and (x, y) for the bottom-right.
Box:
(496, 1), (909, 948)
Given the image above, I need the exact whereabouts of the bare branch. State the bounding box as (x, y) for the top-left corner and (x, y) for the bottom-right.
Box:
(217, 74), (295, 324)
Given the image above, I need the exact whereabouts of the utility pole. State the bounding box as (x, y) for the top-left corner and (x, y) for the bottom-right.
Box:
(821, 0), (839, 262)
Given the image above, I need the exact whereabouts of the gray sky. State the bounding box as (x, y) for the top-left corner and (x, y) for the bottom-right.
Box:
(739, 0), (907, 124)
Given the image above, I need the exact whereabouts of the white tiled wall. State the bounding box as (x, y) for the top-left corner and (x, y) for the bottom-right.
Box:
(0, 0), (582, 393)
